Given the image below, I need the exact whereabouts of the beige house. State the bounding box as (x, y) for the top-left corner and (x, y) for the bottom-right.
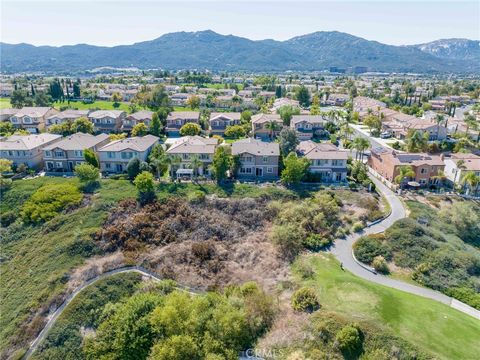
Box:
(0, 108), (19, 122)
(296, 141), (348, 182)
(290, 115), (328, 140)
(166, 136), (218, 178)
(46, 109), (90, 128)
(251, 114), (283, 140)
(444, 153), (480, 185)
(232, 138), (279, 180)
(122, 110), (154, 132)
(166, 111), (200, 136)
(43, 133), (110, 174)
(88, 110), (126, 133)
(97, 134), (159, 173)
(209, 112), (241, 136)
(0, 133), (62, 170)
(9, 107), (59, 133)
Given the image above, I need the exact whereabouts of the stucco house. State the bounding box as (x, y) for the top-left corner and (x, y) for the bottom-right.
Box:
(231, 138), (279, 180)
(88, 110), (126, 133)
(251, 114), (283, 140)
(46, 109), (90, 128)
(122, 110), (154, 132)
(444, 153), (480, 185)
(209, 112), (241, 136)
(9, 107), (59, 133)
(297, 141), (348, 182)
(165, 111), (200, 136)
(290, 115), (328, 140)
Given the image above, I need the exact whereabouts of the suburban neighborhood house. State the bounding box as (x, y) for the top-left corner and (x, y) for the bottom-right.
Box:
(232, 138), (279, 179)
(296, 141), (348, 182)
(43, 133), (110, 174)
(9, 107), (59, 133)
(0, 108), (19, 122)
(165, 111), (200, 136)
(368, 147), (445, 187)
(290, 115), (327, 140)
(382, 112), (447, 140)
(209, 112), (241, 135)
(122, 110), (154, 132)
(165, 136), (218, 179)
(0, 133), (62, 170)
(97, 134), (159, 173)
(46, 109), (90, 128)
(444, 153), (480, 185)
(88, 110), (126, 133)
(251, 113), (283, 140)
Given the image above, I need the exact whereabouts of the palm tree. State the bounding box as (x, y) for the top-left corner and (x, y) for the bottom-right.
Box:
(151, 154), (169, 180)
(352, 137), (370, 162)
(189, 154), (203, 180)
(453, 159), (466, 185)
(265, 120), (280, 140)
(394, 165), (415, 188)
(434, 114), (444, 140)
(461, 171), (480, 196)
(169, 155), (182, 180)
(406, 130), (428, 153)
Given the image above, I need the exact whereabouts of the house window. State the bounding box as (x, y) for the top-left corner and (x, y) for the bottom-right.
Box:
(246, 167), (252, 174)
(420, 168), (427, 174)
(200, 154), (209, 160)
(55, 162), (63, 168)
(23, 117), (32, 124)
(8, 151), (13, 156)
(267, 167), (273, 173)
(46, 162), (54, 170)
(262, 156), (268, 163)
(105, 163), (111, 169)
(107, 152), (115, 159)
(75, 161), (84, 166)
(121, 152), (134, 160)
(419, 179), (427, 185)
(332, 160), (343, 166)
(74, 150), (83, 157)
(45, 151), (52, 157)
(11, 117), (19, 123)
(54, 151), (65, 157)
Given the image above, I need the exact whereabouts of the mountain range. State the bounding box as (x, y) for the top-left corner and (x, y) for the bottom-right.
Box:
(1, 30), (479, 74)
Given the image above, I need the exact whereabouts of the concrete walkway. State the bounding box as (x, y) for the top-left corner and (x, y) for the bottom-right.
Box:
(328, 174), (480, 319)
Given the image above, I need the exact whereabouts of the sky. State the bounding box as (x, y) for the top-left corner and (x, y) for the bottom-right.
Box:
(1, 1), (479, 47)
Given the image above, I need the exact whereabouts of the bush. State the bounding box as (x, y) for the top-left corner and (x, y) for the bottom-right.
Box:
(336, 324), (362, 353)
(74, 163), (100, 192)
(303, 233), (332, 250)
(21, 184), (82, 224)
(446, 287), (480, 310)
(271, 223), (304, 260)
(352, 222), (364, 233)
(372, 255), (389, 274)
(133, 171), (155, 205)
(187, 190), (206, 204)
(291, 287), (320, 313)
(353, 235), (391, 264)
(0, 210), (16, 227)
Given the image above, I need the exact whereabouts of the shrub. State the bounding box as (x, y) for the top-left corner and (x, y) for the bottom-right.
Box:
(352, 222), (364, 233)
(353, 235), (391, 264)
(372, 255), (389, 274)
(271, 224), (305, 260)
(179, 123), (201, 136)
(21, 184), (82, 224)
(303, 233), (332, 250)
(74, 163), (100, 192)
(291, 287), (320, 313)
(336, 324), (362, 353)
(187, 190), (206, 204)
(0, 177), (12, 190)
(446, 287), (480, 310)
(133, 171), (155, 205)
(127, 157), (141, 180)
(0, 210), (16, 227)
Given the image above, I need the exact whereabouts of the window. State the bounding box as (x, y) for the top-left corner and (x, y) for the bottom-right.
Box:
(8, 151), (13, 156)
(10, 117), (19, 123)
(23, 117), (32, 124)
(45, 150), (52, 157)
(74, 150), (83, 157)
(267, 167), (273, 173)
(200, 154), (209, 160)
(262, 156), (268, 163)
(105, 163), (111, 169)
(46, 162), (54, 170)
(243, 156), (253, 162)
(332, 160), (343, 166)
(420, 168), (427, 174)
(107, 152), (115, 159)
(246, 167), (252, 174)
(55, 162), (63, 168)
(75, 161), (84, 166)
(121, 152), (134, 160)
(54, 151), (65, 157)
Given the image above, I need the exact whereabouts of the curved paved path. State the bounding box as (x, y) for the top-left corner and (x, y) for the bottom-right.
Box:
(328, 174), (480, 319)
(23, 266), (196, 359)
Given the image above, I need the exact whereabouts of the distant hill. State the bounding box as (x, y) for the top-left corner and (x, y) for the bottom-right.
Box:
(411, 38), (480, 61)
(1, 30), (478, 74)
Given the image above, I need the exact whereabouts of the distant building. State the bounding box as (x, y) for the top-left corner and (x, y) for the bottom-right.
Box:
(46, 109), (90, 128)
(9, 107), (58, 133)
(122, 110), (154, 133)
(251, 114), (283, 140)
(88, 110), (126, 133)
(444, 153), (480, 185)
(297, 141), (348, 182)
(290, 115), (327, 141)
(165, 111), (200, 137)
(209, 112), (241, 136)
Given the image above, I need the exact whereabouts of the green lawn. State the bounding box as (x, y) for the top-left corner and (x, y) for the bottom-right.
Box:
(52, 100), (132, 112)
(293, 253), (480, 360)
(0, 98), (11, 109)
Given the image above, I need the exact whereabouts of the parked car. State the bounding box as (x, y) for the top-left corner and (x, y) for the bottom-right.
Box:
(380, 131), (392, 139)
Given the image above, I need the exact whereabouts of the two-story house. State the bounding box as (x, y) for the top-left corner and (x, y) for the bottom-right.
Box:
(251, 114), (283, 140)
(43, 133), (110, 174)
(0, 108), (19, 122)
(165, 111), (200, 136)
(0, 133), (62, 170)
(368, 147), (445, 187)
(209, 112), (241, 136)
(97, 134), (159, 173)
(121, 110), (154, 133)
(296, 141), (348, 182)
(444, 153), (480, 185)
(9, 107), (59, 133)
(231, 138), (279, 180)
(88, 110), (126, 133)
(290, 115), (328, 141)
(165, 136), (218, 179)
(46, 109), (90, 128)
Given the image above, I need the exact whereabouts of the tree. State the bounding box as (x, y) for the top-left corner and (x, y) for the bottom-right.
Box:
(74, 163), (100, 192)
(434, 114), (444, 140)
(73, 117), (95, 134)
(131, 123), (148, 137)
(149, 84), (170, 110)
(109, 133), (127, 141)
(224, 125), (246, 139)
(73, 81), (81, 98)
(127, 157), (142, 180)
(49, 79), (64, 101)
(134, 171), (156, 204)
(461, 171), (480, 197)
(148, 144), (169, 179)
(179, 123), (201, 136)
(277, 105), (300, 126)
(372, 255), (389, 274)
(394, 165), (415, 188)
(34, 91), (52, 106)
(310, 95), (321, 115)
(0, 122), (15, 137)
(189, 154), (203, 179)
(186, 95), (201, 110)
(10, 89), (33, 108)
(291, 287), (320, 312)
(111, 92), (122, 108)
(212, 146), (230, 182)
(281, 152), (309, 185)
(49, 122), (74, 136)
(351, 137), (370, 161)
(295, 86), (311, 107)
(149, 335), (199, 360)
(278, 128), (299, 156)
(336, 324), (362, 354)
(363, 114), (381, 135)
(84, 148), (99, 168)
(149, 112), (162, 136)
(0, 159), (13, 174)
(265, 120), (281, 140)
(405, 130), (428, 152)
(240, 110), (252, 123)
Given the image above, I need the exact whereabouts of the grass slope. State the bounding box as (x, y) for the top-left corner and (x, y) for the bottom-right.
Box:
(294, 254), (480, 360)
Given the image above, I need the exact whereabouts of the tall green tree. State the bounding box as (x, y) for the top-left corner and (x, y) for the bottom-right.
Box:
(295, 86), (311, 107)
(149, 113), (162, 136)
(73, 117), (95, 134)
(212, 146), (230, 182)
(134, 171), (156, 204)
(83, 148), (99, 168)
(277, 105), (300, 126)
(278, 128), (299, 156)
(281, 152), (309, 185)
